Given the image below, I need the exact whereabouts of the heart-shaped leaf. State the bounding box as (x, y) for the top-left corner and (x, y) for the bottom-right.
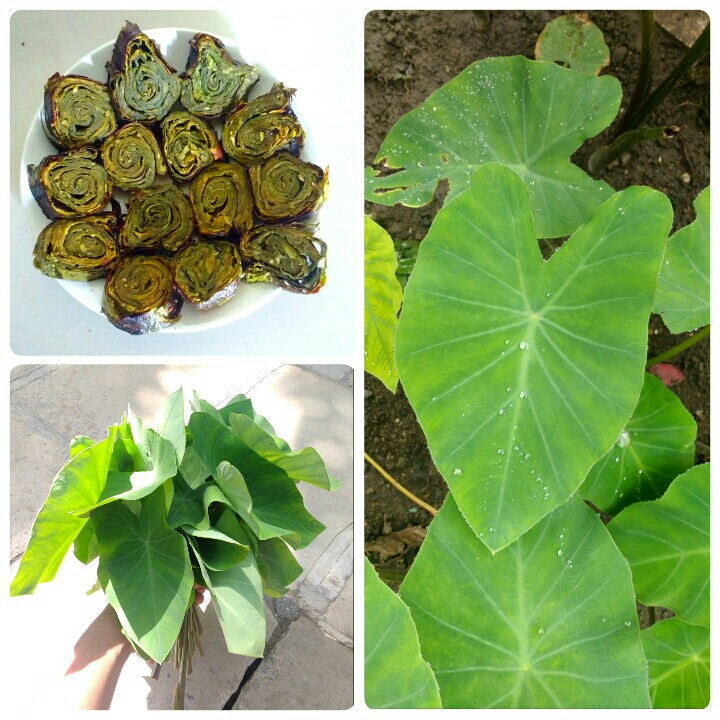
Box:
(10, 428), (118, 596)
(255, 537), (303, 597)
(653, 186), (709, 333)
(396, 163), (672, 551)
(94, 487), (194, 663)
(365, 215), (402, 391)
(365, 56), (622, 238)
(535, 14), (610, 76)
(608, 463), (709, 628)
(580, 372), (696, 514)
(399, 495), (650, 708)
(365, 558), (441, 709)
(153, 387), (187, 464)
(642, 617), (710, 709)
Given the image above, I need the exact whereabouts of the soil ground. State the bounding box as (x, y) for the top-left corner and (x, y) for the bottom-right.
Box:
(363, 10), (710, 585)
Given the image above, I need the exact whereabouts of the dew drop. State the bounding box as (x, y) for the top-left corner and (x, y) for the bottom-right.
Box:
(498, 408), (506, 416)
(497, 448), (505, 455)
(601, 617), (607, 623)
(616, 429), (631, 448)
(624, 620), (632, 627)
(506, 386), (512, 392)
(557, 549), (564, 557)
(489, 527), (496, 533)
(537, 627), (545, 635)
(504, 339), (510, 345)
(453, 467), (462, 476)
(519, 341), (529, 350)
(432, 396), (438, 402)
(520, 391), (528, 399)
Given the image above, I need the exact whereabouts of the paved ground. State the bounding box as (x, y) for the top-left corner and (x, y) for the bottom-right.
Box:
(7, 364), (354, 712)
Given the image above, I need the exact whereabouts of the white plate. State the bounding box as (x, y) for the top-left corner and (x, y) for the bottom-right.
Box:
(19, 27), (325, 333)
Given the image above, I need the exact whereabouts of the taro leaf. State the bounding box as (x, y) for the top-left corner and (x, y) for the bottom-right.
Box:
(255, 537), (303, 597)
(183, 508), (250, 571)
(10, 428), (118, 596)
(71, 429), (178, 514)
(189, 412), (325, 549)
(93, 488), (193, 663)
(400, 495), (650, 708)
(179, 442), (212, 488)
(228, 413), (339, 491)
(365, 56), (622, 238)
(188, 537), (266, 657)
(364, 215), (402, 391)
(190, 391), (225, 424)
(153, 387), (186, 464)
(396, 163), (672, 552)
(580, 372), (696, 514)
(642, 617), (710, 709)
(364, 557), (441, 709)
(534, 14), (610, 76)
(166, 473), (233, 530)
(72, 517), (99, 564)
(111, 416), (145, 471)
(653, 186), (710, 333)
(608, 463), (709, 628)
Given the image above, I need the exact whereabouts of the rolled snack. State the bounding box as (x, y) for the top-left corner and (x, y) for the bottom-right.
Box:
(101, 122), (167, 190)
(181, 33), (259, 118)
(119, 183), (194, 253)
(161, 110), (224, 182)
(107, 21), (181, 122)
(249, 152), (328, 222)
(221, 83), (304, 165)
(42, 73), (118, 150)
(189, 162), (253, 236)
(28, 147), (112, 219)
(240, 224), (326, 293)
(173, 239), (242, 309)
(33, 213), (119, 280)
(103, 253), (182, 334)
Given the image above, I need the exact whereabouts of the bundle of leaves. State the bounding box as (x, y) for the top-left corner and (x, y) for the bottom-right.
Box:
(11, 388), (338, 692)
(364, 12), (709, 710)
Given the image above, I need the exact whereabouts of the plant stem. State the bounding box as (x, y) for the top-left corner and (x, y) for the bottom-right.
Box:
(364, 451), (438, 516)
(646, 324), (710, 368)
(588, 124), (682, 175)
(621, 22), (710, 133)
(616, 11), (655, 135)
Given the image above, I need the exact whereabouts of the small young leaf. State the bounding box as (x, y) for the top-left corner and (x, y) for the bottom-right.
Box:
(184, 508), (250, 571)
(218, 393), (287, 449)
(94, 487), (194, 663)
(166, 473), (233, 529)
(608, 463), (709, 628)
(535, 14), (610, 76)
(400, 495), (651, 708)
(642, 617), (710, 709)
(580, 372), (696, 514)
(396, 163), (672, 551)
(364, 557), (441, 709)
(653, 186), (710, 333)
(365, 56), (622, 238)
(10, 428), (118, 596)
(364, 215), (402, 391)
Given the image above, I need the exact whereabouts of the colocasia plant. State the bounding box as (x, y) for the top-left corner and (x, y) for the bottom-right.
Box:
(11, 388), (338, 709)
(364, 14), (709, 710)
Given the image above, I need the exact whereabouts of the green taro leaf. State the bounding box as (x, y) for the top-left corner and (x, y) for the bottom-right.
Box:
(653, 186), (710, 333)
(72, 517), (99, 564)
(255, 537), (303, 597)
(642, 617), (710, 709)
(219, 393), (288, 450)
(396, 163), (671, 552)
(400, 495), (651, 708)
(153, 387), (186, 464)
(93, 487), (194, 663)
(608, 463), (709, 628)
(189, 537), (266, 657)
(70, 435), (94, 457)
(178, 442), (212, 488)
(72, 428), (178, 514)
(365, 56), (622, 238)
(365, 557), (441, 709)
(580, 372), (696, 514)
(364, 215), (402, 391)
(10, 428), (118, 596)
(228, 413), (339, 491)
(535, 14), (610, 76)
(189, 412), (325, 549)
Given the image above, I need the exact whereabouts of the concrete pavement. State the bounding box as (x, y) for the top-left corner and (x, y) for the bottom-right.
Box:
(8, 363), (354, 712)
